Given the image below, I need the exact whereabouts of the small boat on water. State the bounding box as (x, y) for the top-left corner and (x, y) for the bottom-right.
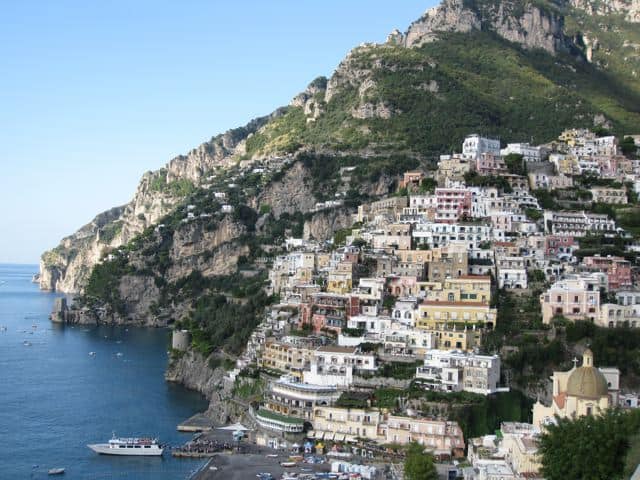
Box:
(23, 341), (32, 347)
(89, 352), (96, 356)
(88, 434), (164, 456)
(48, 468), (65, 475)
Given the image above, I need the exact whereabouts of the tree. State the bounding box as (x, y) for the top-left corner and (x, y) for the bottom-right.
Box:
(620, 136), (637, 157)
(504, 153), (527, 176)
(420, 177), (438, 194)
(539, 409), (640, 480)
(404, 442), (438, 480)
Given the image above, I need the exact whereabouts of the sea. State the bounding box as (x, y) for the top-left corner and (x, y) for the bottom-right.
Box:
(0, 263), (210, 479)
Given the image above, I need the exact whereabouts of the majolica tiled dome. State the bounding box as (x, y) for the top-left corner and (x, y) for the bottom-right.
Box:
(566, 349), (608, 399)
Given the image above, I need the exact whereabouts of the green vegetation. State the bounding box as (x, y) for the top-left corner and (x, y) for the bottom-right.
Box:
(565, 321), (640, 386)
(336, 391), (371, 409)
(83, 256), (134, 314)
(504, 153), (527, 176)
(574, 234), (636, 262)
(532, 189), (559, 210)
(539, 409), (640, 480)
(620, 136), (638, 157)
(419, 177), (438, 193)
(524, 207), (542, 221)
(564, 5), (640, 101)
(333, 227), (354, 247)
(624, 434), (640, 479)
(375, 361), (423, 380)
(235, 30), (640, 159)
(404, 442), (438, 480)
(245, 107), (306, 157)
(175, 273), (274, 356)
(149, 169), (195, 197)
(99, 221), (123, 244)
(464, 171), (513, 192)
(232, 377), (265, 400)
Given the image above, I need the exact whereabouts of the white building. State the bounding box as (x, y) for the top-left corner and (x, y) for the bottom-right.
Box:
(462, 134), (501, 160)
(495, 255), (528, 289)
(500, 143), (541, 162)
(415, 350), (503, 395)
(303, 346), (377, 388)
(412, 223), (498, 249)
(543, 211), (616, 237)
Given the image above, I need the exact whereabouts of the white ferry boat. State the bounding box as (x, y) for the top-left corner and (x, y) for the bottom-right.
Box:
(88, 434), (164, 456)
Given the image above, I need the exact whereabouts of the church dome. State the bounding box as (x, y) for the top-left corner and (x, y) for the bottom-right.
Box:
(566, 349), (609, 399)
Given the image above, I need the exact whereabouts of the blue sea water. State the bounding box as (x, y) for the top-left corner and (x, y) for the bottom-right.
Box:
(0, 264), (209, 479)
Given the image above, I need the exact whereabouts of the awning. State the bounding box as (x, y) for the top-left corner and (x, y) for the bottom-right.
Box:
(307, 430), (316, 439)
(325, 432), (335, 441)
(218, 422), (251, 431)
(345, 435), (358, 443)
(334, 434), (346, 442)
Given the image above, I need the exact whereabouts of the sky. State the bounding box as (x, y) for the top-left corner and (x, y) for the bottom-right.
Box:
(0, 0), (435, 264)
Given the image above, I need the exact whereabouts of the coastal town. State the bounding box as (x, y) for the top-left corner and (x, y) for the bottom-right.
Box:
(163, 128), (640, 479)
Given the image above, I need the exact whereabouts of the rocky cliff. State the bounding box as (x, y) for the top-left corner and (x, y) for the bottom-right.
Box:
(570, 0), (640, 22)
(42, 0), (640, 305)
(402, 0), (570, 55)
(39, 114), (277, 294)
(166, 352), (256, 425)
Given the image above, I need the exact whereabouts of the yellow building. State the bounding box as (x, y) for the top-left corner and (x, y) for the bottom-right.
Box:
(419, 324), (482, 351)
(315, 253), (331, 270)
(310, 406), (381, 442)
(257, 340), (314, 377)
(327, 262), (354, 294)
(533, 349), (612, 429)
(417, 301), (497, 329)
(418, 276), (492, 305)
(437, 155), (472, 183)
(395, 249), (434, 264)
(590, 187), (628, 205)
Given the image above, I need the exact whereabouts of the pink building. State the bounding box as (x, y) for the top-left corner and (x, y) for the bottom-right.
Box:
(583, 256), (632, 290)
(435, 188), (472, 223)
(386, 276), (418, 298)
(474, 153), (506, 176)
(545, 235), (577, 260)
(383, 416), (465, 458)
(299, 294), (360, 333)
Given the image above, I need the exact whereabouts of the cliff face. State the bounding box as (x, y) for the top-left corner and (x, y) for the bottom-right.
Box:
(403, 0), (569, 55)
(165, 352), (256, 425)
(40, 206), (124, 292)
(303, 208), (355, 242)
(165, 351), (224, 400)
(42, 0), (640, 301)
(39, 115), (274, 294)
(252, 161), (317, 216)
(570, 0), (640, 22)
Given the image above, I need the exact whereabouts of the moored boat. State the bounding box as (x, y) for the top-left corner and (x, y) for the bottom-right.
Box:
(88, 434), (164, 456)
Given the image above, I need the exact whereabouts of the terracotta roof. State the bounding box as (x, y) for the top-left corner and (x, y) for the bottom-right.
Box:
(553, 392), (567, 409)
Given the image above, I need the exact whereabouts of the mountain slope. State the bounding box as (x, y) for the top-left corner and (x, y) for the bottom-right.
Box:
(41, 0), (640, 326)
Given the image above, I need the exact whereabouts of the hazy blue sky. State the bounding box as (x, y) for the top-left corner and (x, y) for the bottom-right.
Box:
(0, 1), (434, 264)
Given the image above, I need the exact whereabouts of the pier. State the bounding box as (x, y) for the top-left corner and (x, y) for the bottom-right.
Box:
(177, 413), (217, 432)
